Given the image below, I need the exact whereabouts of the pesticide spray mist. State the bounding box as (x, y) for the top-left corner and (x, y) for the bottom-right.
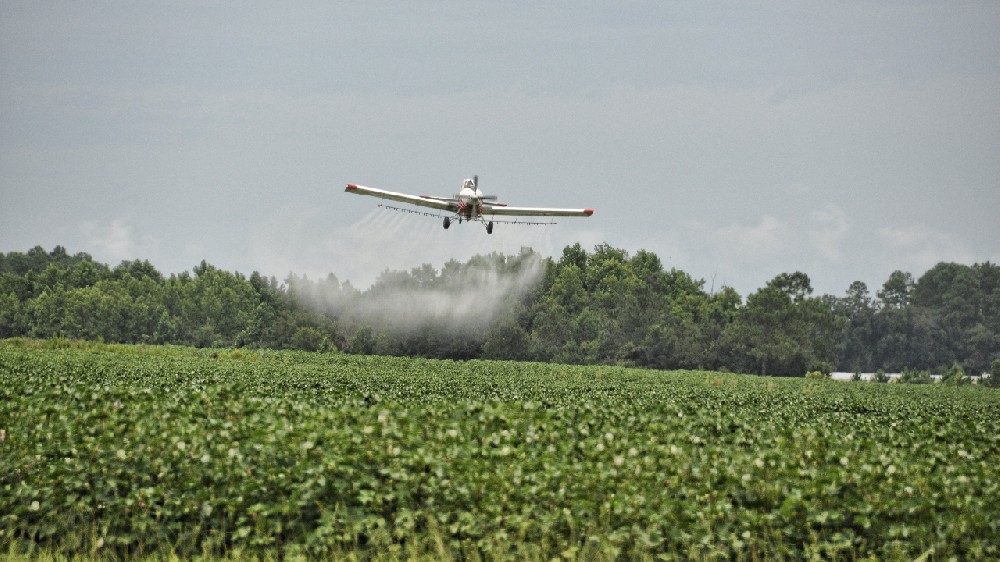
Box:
(285, 207), (550, 351)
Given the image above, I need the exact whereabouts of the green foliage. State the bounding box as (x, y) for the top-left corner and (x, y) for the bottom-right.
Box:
(348, 326), (376, 355)
(810, 361), (835, 376)
(871, 369), (890, 383)
(837, 263), (1000, 375)
(2, 247), (1000, 377)
(941, 361), (969, 385)
(1, 343), (998, 559)
(878, 270), (914, 309)
(899, 368), (933, 385)
(723, 272), (844, 376)
(481, 319), (530, 361)
(988, 358), (1000, 387)
(290, 326), (330, 352)
(0, 247), (328, 351)
(804, 370), (830, 380)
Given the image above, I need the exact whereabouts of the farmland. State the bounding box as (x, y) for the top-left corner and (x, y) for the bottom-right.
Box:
(1, 340), (998, 560)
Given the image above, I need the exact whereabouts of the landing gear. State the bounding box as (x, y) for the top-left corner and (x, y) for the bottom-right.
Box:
(444, 216), (493, 233)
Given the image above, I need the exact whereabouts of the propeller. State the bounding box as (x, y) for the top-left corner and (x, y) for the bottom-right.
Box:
(473, 174), (499, 200)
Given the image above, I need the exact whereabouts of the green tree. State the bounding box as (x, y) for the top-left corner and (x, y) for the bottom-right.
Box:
(69, 259), (100, 288)
(482, 319), (531, 361)
(878, 270), (914, 309)
(871, 369), (890, 383)
(726, 285), (800, 375)
(724, 272), (843, 376)
(899, 368), (933, 384)
(529, 300), (580, 363)
(702, 286), (742, 370)
(547, 264), (588, 313)
(349, 326), (376, 355)
(941, 361), (969, 385)
(291, 326), (329, 352)
(0, 291), (26, 338)
(909, 262), (997, 373)
(837, 281), (877, 371)
(986, 358), (1000, 388)
(558, 242), (588, 272)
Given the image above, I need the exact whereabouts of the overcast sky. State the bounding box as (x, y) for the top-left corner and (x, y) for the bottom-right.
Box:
(2, 2), (998, 297)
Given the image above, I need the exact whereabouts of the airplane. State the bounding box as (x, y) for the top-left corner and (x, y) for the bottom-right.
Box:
(345, 176), (594, 234)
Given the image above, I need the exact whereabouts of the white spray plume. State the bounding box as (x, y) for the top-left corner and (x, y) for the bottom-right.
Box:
(289, 248), (546, 338)
(250, 202), (568, 341)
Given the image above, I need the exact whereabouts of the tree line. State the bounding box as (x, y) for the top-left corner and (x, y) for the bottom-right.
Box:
(1, 244), (998, 378)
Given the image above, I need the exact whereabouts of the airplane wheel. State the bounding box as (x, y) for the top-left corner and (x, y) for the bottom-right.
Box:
(443, 217), (451, 229)
(486, 221), (494, 234)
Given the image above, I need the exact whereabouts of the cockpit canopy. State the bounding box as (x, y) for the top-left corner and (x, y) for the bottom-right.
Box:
(463, 178), (476, 190)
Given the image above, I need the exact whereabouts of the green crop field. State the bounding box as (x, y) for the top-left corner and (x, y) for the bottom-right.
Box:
(1, 339), (998, 560)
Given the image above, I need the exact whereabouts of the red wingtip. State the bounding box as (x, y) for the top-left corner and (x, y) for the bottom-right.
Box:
(584, 209), (595, 216)
(346, 184), (358, 190)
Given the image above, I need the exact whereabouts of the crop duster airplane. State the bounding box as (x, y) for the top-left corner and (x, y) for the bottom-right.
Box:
(345, 176), (594, 234)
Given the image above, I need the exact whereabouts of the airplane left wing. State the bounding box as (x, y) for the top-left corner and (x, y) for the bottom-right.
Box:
(345, 184), (456, 212)
(483, 205), (595, 218)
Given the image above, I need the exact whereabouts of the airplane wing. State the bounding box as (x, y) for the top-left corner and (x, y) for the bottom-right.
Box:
(483, 204), (594, 218)
(345, 184), (457, 212)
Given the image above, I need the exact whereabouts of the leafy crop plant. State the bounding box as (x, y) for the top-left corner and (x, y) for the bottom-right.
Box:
(1, 340), (998, 560)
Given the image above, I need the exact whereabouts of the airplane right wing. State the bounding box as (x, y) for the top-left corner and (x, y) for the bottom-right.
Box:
(345, 184), (457, 212)
(483, 204), (595, 218)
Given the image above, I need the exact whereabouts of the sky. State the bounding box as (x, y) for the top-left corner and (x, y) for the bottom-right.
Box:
(2, 1), (998, 298)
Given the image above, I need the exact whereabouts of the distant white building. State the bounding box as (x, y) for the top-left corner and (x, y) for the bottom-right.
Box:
(830, 372), (989, 383)
(831, 372), (902, 382)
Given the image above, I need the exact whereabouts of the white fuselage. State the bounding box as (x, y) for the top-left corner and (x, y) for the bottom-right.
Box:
(456, 185), (482, 219)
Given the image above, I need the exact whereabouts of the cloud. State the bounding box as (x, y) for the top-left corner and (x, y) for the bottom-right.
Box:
(80, 219), (159, 264)
(649, 208), (855, 295)
(640, 215), (799, 295)
(877, 224), (975, 274)
(714, 215), (789, 263)
(807, 204), (850, 262)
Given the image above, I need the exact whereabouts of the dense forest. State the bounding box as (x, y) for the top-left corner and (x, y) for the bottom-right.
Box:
(2, 244), (998, 378)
